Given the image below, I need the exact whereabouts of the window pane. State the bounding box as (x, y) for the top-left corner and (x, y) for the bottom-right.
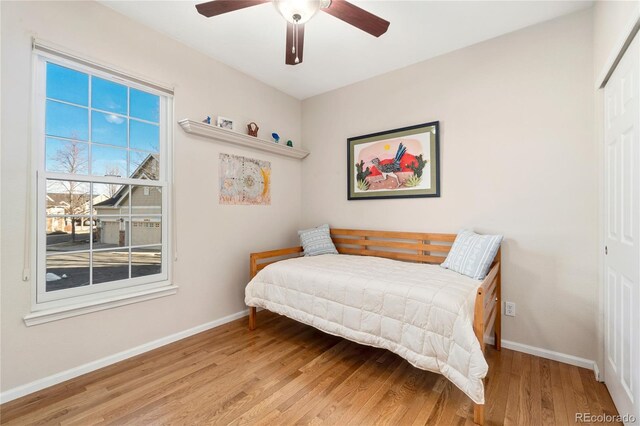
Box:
(46, 138), (89, 175)
(46, 63), (88, 106)
(46, 252), (90, 292)
(132, 218), (161, 246)
(94, 216), (129, 248)
(92, 249), (129, 284)
(131, 246), (161, 278)
(91, 111), (127, 147)
(46, 100), (88, 141)
(91, 145), (128, 177)
(91, 76), (127, 115)
(130, 88), (159, 123)
(46, 180), (90, 216)
(131, 185), (162, 215)
(130, 120), (159, 152)
(46, 216), (92, 252)
(92, 182), (124, 210)
(130, 152), (159, 180)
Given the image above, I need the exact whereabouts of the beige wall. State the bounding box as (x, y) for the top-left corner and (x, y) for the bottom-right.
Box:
(301, 10), (598, 361)
(1, 1), (302, 392)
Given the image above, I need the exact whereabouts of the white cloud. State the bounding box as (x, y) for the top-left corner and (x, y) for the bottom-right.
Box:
(105, 114), (124, 124)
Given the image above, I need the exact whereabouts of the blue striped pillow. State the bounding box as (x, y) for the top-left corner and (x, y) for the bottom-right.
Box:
(441, 230), (502, 280)
(298, 224), (338, 256)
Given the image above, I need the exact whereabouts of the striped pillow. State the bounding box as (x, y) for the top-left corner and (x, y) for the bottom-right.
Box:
(441, 230), (502, 280)
(298, 224), (338, 256)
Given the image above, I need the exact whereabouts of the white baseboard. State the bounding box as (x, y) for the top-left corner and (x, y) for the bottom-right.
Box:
(486, 335), (600, 380)
(0, 309), (249, 404)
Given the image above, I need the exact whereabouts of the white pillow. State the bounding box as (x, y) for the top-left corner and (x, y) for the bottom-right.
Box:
(298, 224), (338, 256)
(441, 229), (502, 280)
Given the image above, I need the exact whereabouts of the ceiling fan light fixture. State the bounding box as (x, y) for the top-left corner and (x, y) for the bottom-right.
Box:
(273, 0), (322, 24)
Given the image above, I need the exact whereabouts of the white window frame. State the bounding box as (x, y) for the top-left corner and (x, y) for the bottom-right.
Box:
(28, 47), (175, 322)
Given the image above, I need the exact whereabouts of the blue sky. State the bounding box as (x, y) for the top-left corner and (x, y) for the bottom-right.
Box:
(45, 62), (160, 179)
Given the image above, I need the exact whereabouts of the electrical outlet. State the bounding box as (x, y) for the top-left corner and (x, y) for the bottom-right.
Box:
(505, 301), (516, 317)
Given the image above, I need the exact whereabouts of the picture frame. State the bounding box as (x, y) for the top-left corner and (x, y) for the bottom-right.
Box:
(347, 121), (440, 200)
(216, 116), (235, 131)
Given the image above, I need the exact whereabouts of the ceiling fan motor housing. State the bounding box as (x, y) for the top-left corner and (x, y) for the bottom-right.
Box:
(273, 0), (322, 24)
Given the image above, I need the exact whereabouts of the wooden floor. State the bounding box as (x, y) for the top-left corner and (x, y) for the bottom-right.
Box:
(0, 311), (620, 425)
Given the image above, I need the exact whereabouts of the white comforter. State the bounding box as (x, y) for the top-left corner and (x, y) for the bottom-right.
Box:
(245, 254), (488, 403)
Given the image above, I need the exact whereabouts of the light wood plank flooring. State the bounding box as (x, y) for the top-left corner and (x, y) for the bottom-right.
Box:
(0, 311), (620, 425)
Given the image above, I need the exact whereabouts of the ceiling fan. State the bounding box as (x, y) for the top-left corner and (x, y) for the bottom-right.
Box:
(195, 0), (390, 65)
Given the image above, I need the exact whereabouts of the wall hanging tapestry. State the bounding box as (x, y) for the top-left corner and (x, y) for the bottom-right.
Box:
(219, 153), (271, 205)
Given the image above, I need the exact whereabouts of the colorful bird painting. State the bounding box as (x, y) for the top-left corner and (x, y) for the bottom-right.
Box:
(370, 143), (406, 187)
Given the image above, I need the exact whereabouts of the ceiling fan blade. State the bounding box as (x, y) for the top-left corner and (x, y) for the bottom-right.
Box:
(285, 22), (305, 65)
(195, 0), (268, 18)
(322, 0), (389, 37)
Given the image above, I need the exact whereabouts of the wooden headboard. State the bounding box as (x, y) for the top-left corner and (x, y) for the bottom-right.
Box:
(250, 228), (457, 277)
(330, 228), (455, 264)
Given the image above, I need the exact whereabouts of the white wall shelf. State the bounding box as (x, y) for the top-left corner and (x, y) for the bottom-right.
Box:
(178, 119), (309, 159)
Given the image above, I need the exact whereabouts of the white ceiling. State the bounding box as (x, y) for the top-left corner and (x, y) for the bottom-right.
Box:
(101, 1), (593, 99)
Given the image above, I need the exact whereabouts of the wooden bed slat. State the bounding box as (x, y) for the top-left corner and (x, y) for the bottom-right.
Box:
(484, 299), (497, 325)
(484, 278), (498, 310)
(330, 228), (456, 242)
(336, 247), (447, 264)
(250, 246), (303, 260)
(332, 237), (452, 253)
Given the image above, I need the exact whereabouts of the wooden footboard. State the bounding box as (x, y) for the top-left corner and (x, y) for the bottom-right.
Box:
(248, 229), (502, 425)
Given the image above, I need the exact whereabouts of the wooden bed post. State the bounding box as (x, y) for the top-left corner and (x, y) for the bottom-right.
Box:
(249, 307), (256, 331)
(495, 249), (502, 351)
(473, 280), (486, 425)
(472, 247), (502, 425)
(249, 253), (258, 331)
(474, 404), (485, 425)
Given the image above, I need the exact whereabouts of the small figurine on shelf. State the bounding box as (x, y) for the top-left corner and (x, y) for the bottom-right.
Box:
(203, 116), (211, 125)
(286, 140), (293, 147)
(272, 133), (280, 143)
(247, 122), (259, 137)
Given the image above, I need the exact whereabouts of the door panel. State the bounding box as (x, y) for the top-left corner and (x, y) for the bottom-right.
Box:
(604, 30), (640, 424)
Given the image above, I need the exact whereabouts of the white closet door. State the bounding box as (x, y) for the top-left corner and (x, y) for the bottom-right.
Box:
(604, 31), (640, 424)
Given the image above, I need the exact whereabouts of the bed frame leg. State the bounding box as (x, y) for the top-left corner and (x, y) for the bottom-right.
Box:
(495, 256), (502, 351)
(248, 307), (256, 331)
(494, 316), (501, 351)
(474, 403), (484, 425)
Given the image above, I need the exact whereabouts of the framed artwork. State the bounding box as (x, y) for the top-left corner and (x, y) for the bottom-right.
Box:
(216, 116), (235, 131)
(347, 121), (440, 200)
(219, 153), (271, 205)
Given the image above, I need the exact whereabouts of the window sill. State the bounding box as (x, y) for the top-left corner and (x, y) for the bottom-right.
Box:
(23, 285), (179, 326)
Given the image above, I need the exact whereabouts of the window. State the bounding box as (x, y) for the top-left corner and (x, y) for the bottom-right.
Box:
(33, 52), (172, 308)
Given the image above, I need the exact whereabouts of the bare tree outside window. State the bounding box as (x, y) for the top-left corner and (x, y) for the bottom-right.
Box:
(49, 138), (89, 242)
(104, 165), (123, 197)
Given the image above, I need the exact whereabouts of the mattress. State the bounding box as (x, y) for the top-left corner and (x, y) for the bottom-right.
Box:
(245, 254), (488, 403)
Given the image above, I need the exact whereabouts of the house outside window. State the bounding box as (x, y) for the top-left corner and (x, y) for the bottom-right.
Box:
(32, 48), (173, 312)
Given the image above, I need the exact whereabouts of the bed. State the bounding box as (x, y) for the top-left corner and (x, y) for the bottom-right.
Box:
(245, 228), (501, 425)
